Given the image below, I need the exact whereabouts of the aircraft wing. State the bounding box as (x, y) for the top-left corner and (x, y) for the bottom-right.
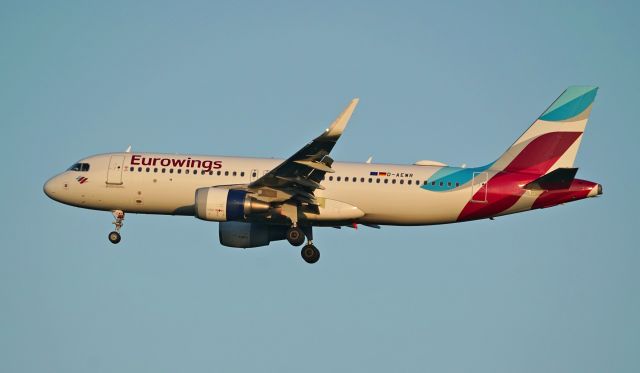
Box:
(248, 98), (359, 204)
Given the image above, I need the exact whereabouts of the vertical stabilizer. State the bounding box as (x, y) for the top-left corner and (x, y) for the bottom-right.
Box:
(491, 86), (598, 176)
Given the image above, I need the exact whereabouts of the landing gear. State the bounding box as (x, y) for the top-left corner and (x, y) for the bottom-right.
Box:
(109, 210), (125, 244)
(108, 231), (121, 244)
(286, 226), (305, 246)
(294, 226), (319, 264)
(301, 244), (320, 264)
(280, 203), (321, 263)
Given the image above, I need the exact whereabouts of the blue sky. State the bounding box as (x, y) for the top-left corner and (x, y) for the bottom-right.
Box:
(1, 1), (638, 372)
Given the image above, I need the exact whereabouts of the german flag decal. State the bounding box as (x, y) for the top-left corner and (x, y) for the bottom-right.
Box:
(76, 176), (88, 184)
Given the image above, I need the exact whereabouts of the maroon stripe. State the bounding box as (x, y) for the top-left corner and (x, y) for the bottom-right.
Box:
(504, 132), (582, 176)
(457, 171), (531, 221)
(531, 179), (595, 209)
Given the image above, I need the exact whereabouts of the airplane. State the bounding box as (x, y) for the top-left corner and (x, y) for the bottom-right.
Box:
(44, 86), (602, 263)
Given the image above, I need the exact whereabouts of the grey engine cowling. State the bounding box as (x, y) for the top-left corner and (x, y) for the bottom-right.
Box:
(218, 221), (287, 248)
(194, 187), (270, 222)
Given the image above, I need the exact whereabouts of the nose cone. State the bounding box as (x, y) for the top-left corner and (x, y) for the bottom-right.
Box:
(43, 177), (58, 200)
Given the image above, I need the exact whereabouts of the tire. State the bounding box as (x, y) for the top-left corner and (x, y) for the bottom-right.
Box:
(286, 227), (305, 246)
(301, 244), (320, 264)
(108, 231), (121, 244)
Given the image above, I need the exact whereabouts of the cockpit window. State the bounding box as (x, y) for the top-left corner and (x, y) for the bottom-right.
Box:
(68, 163), (90, 172)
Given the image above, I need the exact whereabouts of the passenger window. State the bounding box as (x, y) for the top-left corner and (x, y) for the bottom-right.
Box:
(186, 169), (190, 174)
(252, 172), (256, 177)
(439, 181), (443, 186)
(162, 168), (166, 173)
(368, 178), (372, 183)
(154, 168), (158, 173)
(376, 178), (380, 183)
(241, 172), (245, 177)
(146, 167), (150, 172)
(431, 181), (435, 186)
(130, 167), (134, 172)
(360, 177), (365, 182)
(138, 167), (142, 172)
(408, 180), (412, 185)
(400, 179), (404, 184)
(169, 169), (174, 174)
(225, 171), (229, 176)
(337, 176), (341, 181)
(392, 179), (396, 184)
(233, 171), (237, 176)
(217, 171), (221, 176)
(455, 182), (460, 187)
(177, 169), (182, 174)
(329, 176), (334, 181)
(447, 182), (452, 187)
(352, 177), (357, 182)
(384, 179), (388, 184)
(209, 171), (213, 175)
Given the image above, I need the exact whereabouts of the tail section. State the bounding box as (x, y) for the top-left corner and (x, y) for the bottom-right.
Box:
(491, 86), (598, 176)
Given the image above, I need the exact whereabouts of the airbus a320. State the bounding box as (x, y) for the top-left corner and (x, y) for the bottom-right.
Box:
(44, 87), (602, 263)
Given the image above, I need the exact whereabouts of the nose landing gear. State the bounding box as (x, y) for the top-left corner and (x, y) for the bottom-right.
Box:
(108, 210), (125, 244)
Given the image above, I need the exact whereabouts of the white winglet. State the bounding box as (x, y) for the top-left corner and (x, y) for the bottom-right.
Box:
(323, 98), (359, 138)
(366, 156), (373, 164)
(125, 145), (132, 153)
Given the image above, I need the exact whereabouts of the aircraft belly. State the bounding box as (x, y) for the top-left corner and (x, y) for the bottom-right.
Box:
(321, 184), (470, 225)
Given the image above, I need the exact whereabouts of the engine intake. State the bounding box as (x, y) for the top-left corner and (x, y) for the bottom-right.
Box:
(195, 187), (270, 221)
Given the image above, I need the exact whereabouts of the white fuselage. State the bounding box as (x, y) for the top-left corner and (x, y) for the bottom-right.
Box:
(44, 152), (512, 226)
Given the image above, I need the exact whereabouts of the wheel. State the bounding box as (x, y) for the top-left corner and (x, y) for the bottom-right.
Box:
(301, 244), (320, 264)
(108, 231), (121, 244)
(286, 227), (305, 246)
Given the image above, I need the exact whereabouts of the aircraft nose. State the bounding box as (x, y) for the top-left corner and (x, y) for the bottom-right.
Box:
(43, 177), (58, 199)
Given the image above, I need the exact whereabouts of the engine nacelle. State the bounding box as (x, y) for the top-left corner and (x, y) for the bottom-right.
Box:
(195, 187), (270, 222)
(219, 221), (287, 248)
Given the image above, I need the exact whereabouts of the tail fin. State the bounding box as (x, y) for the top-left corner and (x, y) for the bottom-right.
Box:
(491, 86), (598, 176)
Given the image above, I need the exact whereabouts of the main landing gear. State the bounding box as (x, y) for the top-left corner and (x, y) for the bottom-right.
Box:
(301, 243), (320, 264)
(287, 225), (320, 264)
(286, 226), (305, 246)
(108, 210), (125, 244)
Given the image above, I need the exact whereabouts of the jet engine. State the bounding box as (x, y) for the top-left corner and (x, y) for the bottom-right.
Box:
(195, 187), (270, 222)
(219, 221), (287, 248)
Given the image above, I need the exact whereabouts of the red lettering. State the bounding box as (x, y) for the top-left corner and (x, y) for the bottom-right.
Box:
(131, 155), (141, 165)
(214, 161), (222, 169)
(172, 158), (187, 167)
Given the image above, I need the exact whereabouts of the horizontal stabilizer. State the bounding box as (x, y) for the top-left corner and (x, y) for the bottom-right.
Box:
(524, 168), (578, 190)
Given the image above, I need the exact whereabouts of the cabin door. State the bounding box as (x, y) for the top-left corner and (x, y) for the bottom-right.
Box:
(106, 155), (125, 185)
